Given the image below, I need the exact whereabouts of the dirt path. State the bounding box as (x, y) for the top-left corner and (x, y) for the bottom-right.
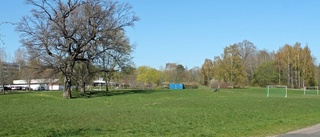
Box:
(277, 124), (320, 137)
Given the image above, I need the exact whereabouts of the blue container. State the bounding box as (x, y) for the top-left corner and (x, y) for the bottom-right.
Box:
(169, 83), (184, 90)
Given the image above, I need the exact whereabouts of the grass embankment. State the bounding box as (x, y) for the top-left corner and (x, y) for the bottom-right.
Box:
(1, 88), (320, 136)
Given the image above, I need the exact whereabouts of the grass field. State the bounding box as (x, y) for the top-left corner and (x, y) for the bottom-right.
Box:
(1, 88), (320, 137)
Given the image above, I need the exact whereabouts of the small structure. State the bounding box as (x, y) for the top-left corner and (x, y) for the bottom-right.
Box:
(92, 79), (106, 86)
(92, 78), (118, 87)
(169, 83), (184, 90)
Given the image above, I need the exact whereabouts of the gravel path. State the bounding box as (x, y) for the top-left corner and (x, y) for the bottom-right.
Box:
(277, 124), (320, 137)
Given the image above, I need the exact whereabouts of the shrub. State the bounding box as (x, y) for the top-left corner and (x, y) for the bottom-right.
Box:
(183, 82), (199, 89)
(209, 80), (232, 89)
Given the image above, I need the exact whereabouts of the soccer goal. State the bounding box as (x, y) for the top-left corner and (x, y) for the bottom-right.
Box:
(266, 85), (287, 98)
(304, 86), (319, 95)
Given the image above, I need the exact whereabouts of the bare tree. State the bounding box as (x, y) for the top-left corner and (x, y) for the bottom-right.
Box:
(0, 47), (6, 63)
(14, 48), (27, 65)
(13, 48), (28, 81)
(0, 48), (7, 93)
(72, 60), (95, 95)
(0, 48), (19, 93)
(187, 67), (201, 83)
(23, 57), (49, 91)
(238, 40), (257, 84)
(17, 0), (138, 98)
(94, 30), (134, 92)
(72, 30), (133, 94)
(200, 59), (214, 86)
(0, 22), (17, 45)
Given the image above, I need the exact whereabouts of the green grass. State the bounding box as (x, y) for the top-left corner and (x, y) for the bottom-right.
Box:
(1, 88), (320, 137)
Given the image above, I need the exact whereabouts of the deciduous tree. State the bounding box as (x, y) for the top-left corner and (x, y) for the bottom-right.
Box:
(0, 48), (7, 93)
(175, 64), (186, 83)
(275, 43), (316, 88)
(200, 59), (214, 86)
(94, 31), (134, 92)
(136, 66), (160, 88)
(252, 61), (278, 87)
(187, 66), (201, 83)
(17, 0), (138, 98)
(238, 40), (257, 83)
(221, 44), (247, 88)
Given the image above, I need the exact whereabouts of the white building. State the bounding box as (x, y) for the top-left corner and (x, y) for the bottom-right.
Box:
(13, 79), (62, 90)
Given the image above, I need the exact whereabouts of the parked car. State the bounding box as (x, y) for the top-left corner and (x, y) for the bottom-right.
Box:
(33, 86), (45, 90)
(39, 86), (45, 90)
(22, 87), (31, 91)
(11, 86), (22, 90)
(0, 86), (11, 91)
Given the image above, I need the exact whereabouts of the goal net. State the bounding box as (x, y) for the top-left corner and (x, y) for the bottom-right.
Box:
(304, 86), (319, 95)
(266, 85), (287, 98)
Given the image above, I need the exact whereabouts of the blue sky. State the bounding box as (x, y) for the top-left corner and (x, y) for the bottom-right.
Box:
(1, 0), (320, 69)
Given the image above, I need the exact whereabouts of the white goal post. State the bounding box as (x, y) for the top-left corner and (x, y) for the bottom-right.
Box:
(304, 86), (319, 95)
(266, 85), (287, 98)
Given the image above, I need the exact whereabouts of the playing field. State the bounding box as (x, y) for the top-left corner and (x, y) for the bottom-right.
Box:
(1, 88), (320, 137)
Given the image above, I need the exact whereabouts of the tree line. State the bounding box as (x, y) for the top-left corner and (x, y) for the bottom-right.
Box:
(200, 40), (318, 88)
(4, 39), (317, 96)
(134, 63), (201, 89)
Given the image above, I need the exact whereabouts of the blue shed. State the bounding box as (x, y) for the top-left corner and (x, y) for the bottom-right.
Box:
(169, 83), (184, 90)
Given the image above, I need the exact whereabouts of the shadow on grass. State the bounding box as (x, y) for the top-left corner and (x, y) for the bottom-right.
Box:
(74, 89), (168, 99)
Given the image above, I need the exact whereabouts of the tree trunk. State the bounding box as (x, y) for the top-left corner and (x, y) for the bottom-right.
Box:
(2, 85), (5, 94)
(104, 72), (109, 92)
(28, 80), (31, 92)
(80, 81), (85, 95)
(290, 66), (294, 88)
(63, 76), (72, 99)
(106, 83), (109, 92)
(298, 54), (301, 88)
(231, 56), (233, 89)
(298, 71), (301, 88)
(106, 78), (109, 92)
(278, 60), (281, 85)
(63, 60), (75, 99)
(287, 55), (290, 87)
(77, 79), (86, 95)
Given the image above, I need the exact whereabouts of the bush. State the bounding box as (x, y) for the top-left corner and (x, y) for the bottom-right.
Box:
(209, 80), (232, 89)
(160, 82), (170, 89)
(183, 82), (199, 89)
